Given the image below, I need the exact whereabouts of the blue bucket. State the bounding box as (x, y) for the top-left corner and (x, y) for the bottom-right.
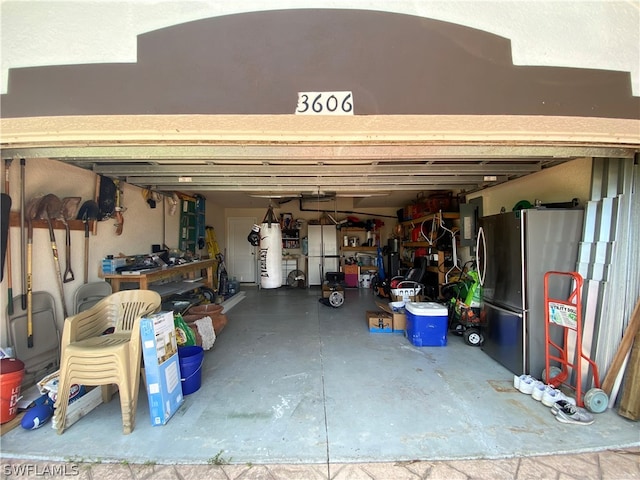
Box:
(178, 346), (204, 395)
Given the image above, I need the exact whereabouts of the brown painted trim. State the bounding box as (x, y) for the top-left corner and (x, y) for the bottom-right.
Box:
(1, 10), (638, 119)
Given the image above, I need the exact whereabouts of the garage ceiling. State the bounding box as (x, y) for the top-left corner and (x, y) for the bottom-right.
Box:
(2, 115), (638, 209)
(17, 144), (583, 208)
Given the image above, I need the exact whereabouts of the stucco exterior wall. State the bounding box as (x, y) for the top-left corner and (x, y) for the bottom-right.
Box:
(2, 1), (638, 96)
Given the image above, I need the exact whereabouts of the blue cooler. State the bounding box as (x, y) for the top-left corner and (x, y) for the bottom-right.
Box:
(405, 302), (449, 346)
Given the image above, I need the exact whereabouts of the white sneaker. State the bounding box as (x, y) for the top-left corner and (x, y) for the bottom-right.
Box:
(518, 376), (537, 395)
(532, 383), (555, 402)
(542, 388), (576, 408)
(513, 374), (530, 390)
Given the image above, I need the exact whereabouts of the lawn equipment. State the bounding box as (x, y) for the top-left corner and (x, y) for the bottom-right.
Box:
(442, 262), (485, 346)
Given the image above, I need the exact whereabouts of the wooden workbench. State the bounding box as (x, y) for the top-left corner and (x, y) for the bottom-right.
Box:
(102, 258), (216, 294)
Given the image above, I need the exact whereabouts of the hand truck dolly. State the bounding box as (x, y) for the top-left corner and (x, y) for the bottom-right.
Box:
(543, 271), (609, 413)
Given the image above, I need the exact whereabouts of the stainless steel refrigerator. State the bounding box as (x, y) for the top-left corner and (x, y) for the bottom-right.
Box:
(307, 225), (339, 285)
(477, 208), (584, 377)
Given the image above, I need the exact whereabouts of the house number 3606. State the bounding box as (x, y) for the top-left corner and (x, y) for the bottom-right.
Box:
(295, 91), (354, 115)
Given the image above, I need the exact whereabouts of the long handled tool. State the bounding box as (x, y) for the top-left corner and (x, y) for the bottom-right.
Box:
(36, 193), (69, 319)
(0, 194), (10, 284)
(60, 196), (81, 283)
(76, 200), (99, 284)
(20, 158), (26, 310)
(3, 159), (13, 314)
(24, 196), (42, 348)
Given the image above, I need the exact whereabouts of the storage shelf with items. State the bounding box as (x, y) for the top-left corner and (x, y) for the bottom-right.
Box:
(179, 195), (206, 256)
(179, 197), (197, 254)
(338, 227), (379, 287)
(398, 212), (460, 299)
(282, 229), (300, 249)
(195, 195), (206, 252)
(339, 227), (378, 250)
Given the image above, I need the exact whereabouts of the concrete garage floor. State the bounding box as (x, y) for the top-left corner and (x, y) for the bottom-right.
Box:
(1, 286), (638, 477)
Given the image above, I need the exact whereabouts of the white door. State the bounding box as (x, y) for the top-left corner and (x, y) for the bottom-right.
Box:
(227, 217), (257, 283)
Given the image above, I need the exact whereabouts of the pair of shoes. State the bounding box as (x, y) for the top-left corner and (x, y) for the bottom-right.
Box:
(555, 404), (594, 425)
(532, 383), (556, 402)
(542, 387), (576, 408)
(517, 375), (537, 394)
(513, 375), (521, 389)
(513, 374), (531, 390)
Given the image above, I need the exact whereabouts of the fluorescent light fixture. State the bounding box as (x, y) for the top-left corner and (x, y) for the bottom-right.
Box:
(336, 192), (391, 198)
(248, 193), (301, 199)
(249, 191), (391, 199)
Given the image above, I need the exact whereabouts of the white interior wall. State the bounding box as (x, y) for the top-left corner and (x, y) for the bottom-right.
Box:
(466, 157), (593, 216)
(220, 201), (398, 281)
(0, 159), (180, 344)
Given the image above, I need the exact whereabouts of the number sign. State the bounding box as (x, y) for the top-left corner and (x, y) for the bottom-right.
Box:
(295, 91), (354, 115)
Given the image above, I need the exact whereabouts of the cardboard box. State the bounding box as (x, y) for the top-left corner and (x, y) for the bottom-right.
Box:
(140, 311), (184, 426)
(366, 310), (393, 333)
(51, 387), (102, 431)
(376, 300), (406, 332)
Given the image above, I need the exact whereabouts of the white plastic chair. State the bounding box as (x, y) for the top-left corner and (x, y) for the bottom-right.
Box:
(53, 290), (161, 434)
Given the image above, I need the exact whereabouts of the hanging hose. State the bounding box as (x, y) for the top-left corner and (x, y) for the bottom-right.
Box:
(437, 211), (462, 283)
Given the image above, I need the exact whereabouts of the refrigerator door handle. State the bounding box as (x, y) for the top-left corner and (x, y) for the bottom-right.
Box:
(476, 226), (487, 286)
(485, 301), (524, 318)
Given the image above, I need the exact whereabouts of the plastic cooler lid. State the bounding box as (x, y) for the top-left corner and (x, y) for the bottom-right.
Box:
(405, 302), (448, 316)
(0, 357), (25, 373)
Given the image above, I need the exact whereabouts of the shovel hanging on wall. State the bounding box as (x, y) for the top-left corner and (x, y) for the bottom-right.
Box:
(36, 194), (69, 319)
(59, 196), (81, 283)
(76, 200), (99, 284)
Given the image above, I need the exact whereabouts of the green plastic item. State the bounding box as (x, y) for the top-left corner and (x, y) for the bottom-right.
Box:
(464, 270), (482, 308)
(512, 200), (533, 211)
(174, 312), (196, 347)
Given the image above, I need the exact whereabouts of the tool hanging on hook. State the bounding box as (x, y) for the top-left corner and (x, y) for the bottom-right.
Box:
(3, 158), (14, 315)
(114, 179), (125, 235)
(20, 158), (26, 310)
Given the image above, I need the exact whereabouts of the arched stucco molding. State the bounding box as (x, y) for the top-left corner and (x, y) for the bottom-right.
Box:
(2, 10), (639, 119)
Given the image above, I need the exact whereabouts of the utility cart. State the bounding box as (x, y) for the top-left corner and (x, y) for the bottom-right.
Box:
(543, 271), (609, 413)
